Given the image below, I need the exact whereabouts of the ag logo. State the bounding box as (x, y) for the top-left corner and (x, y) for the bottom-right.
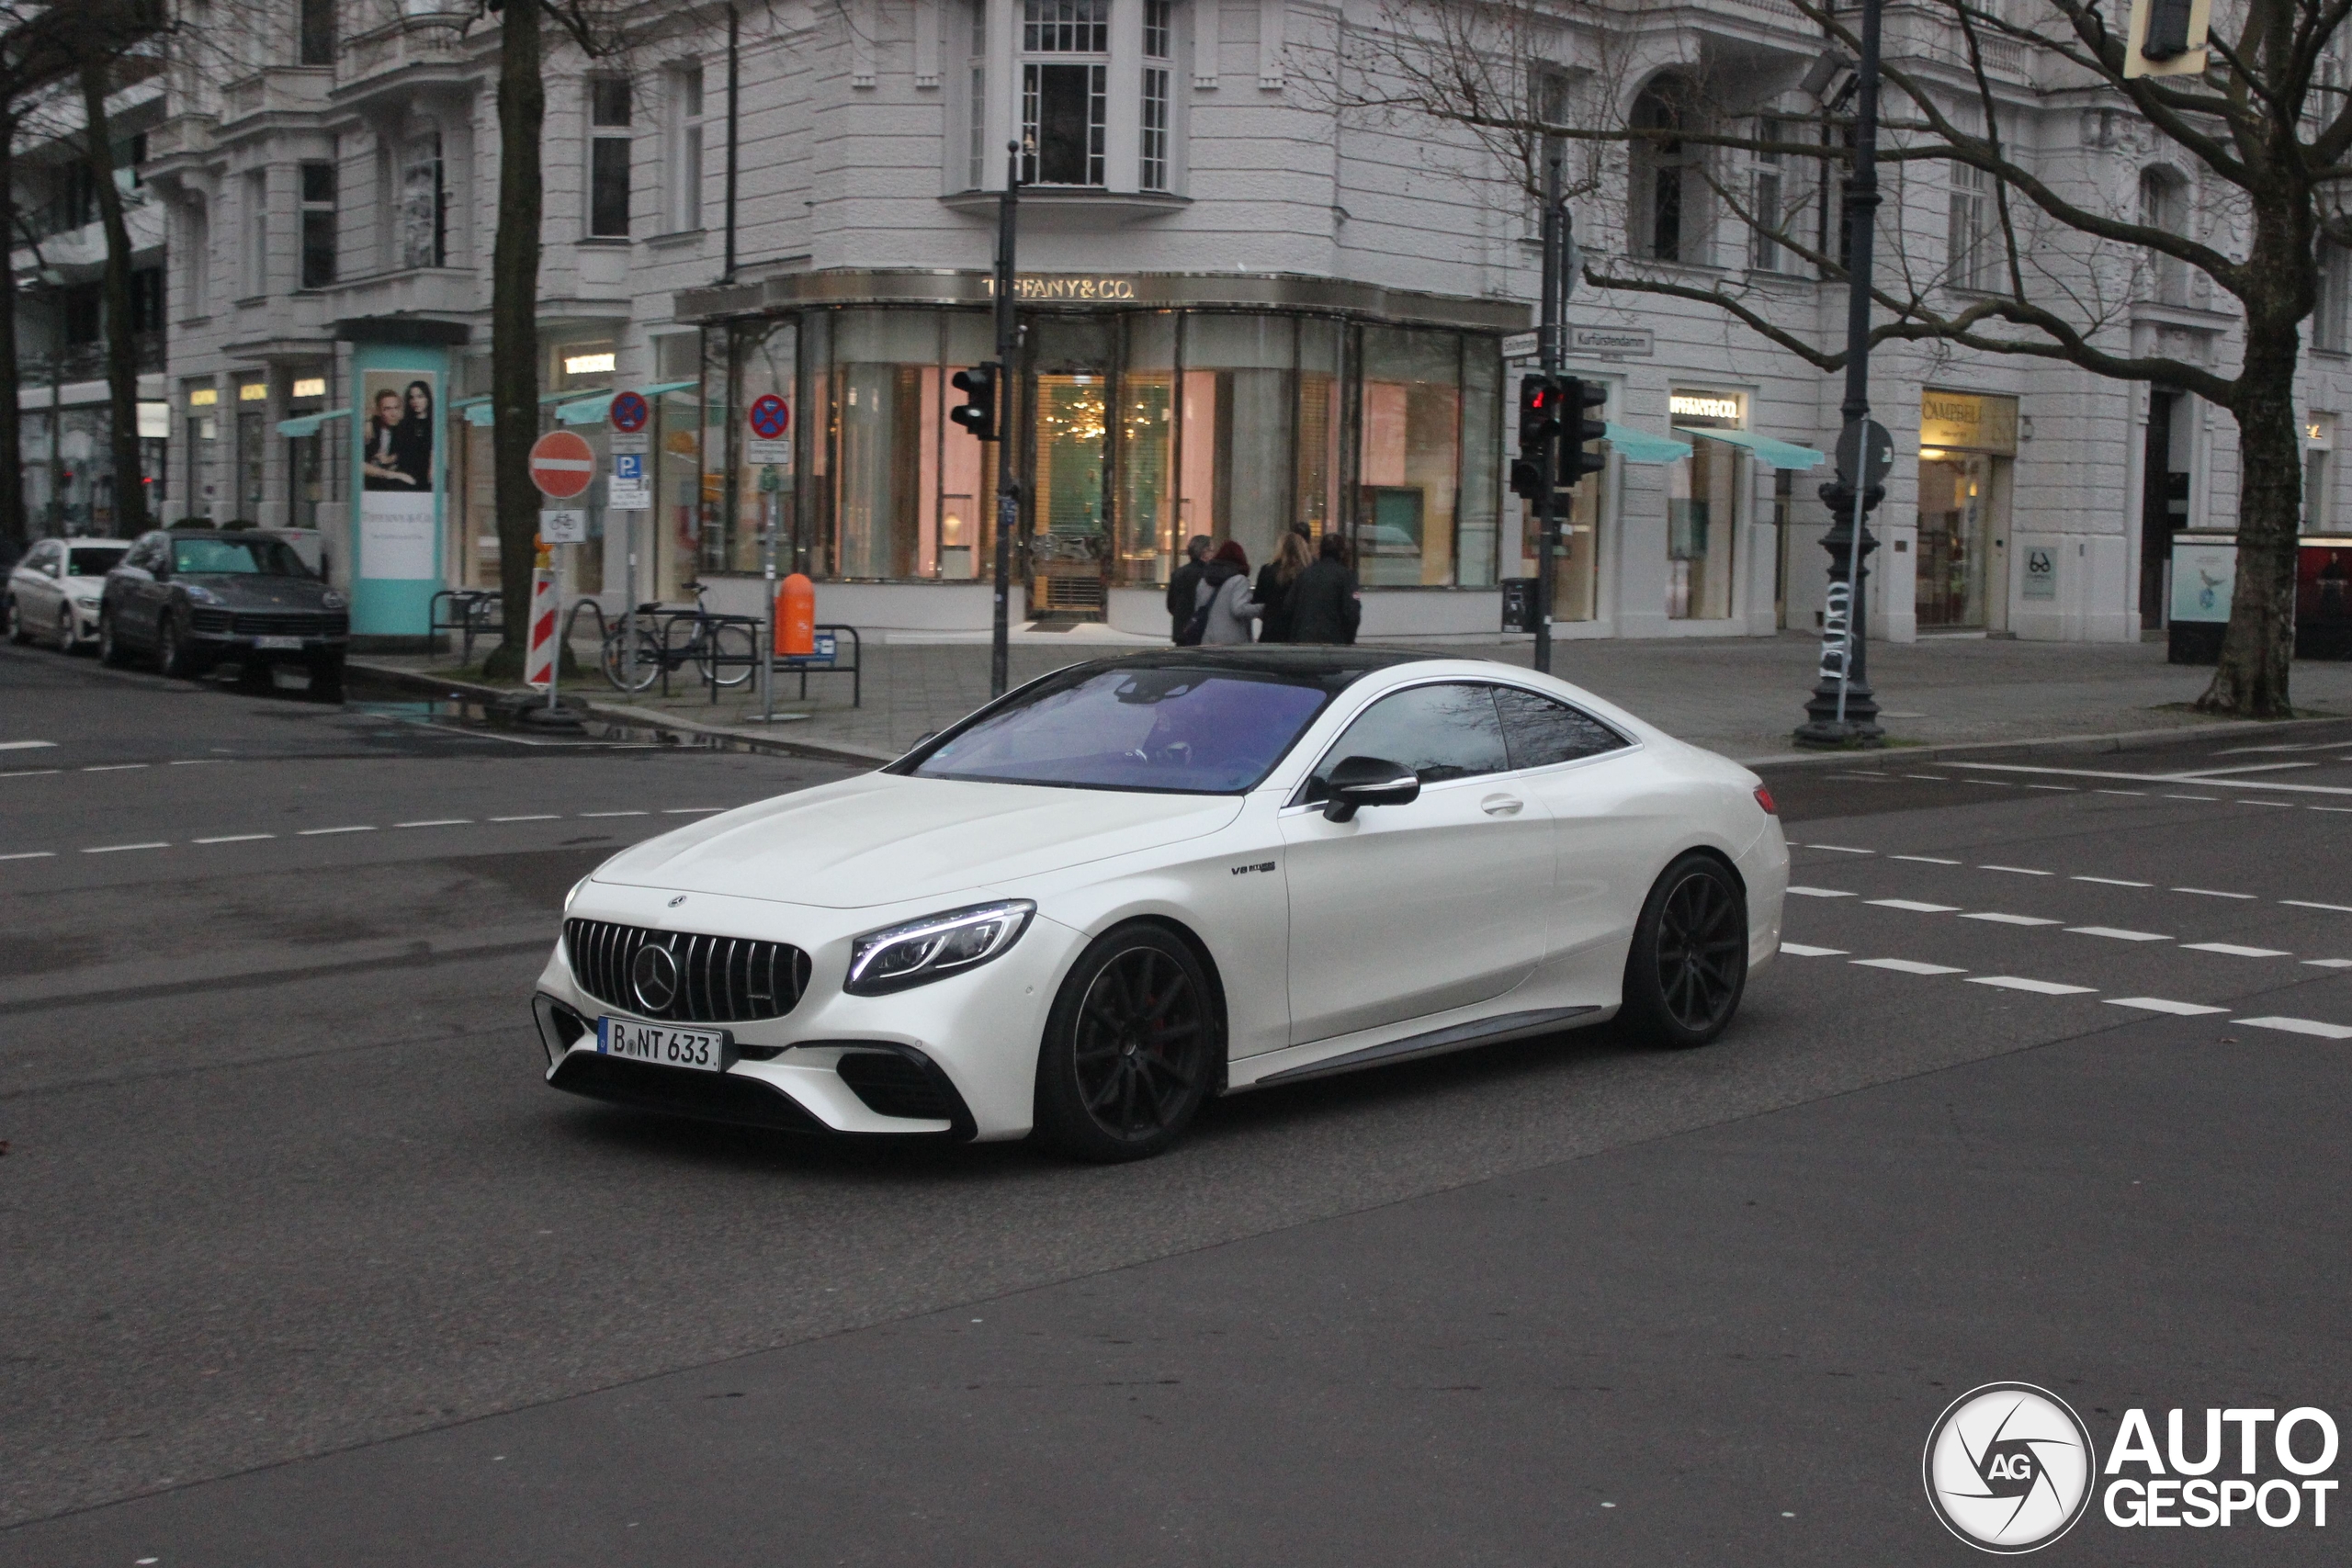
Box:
(1924, 1382), (2096, 1553)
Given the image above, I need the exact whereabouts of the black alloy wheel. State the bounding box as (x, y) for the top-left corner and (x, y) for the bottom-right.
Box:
(1035, 924), (1217, 1161)
(98, 611), (133, 667)
(5, 595), (25, 644)
(57, 604), (77, 651)
(1621, 852), (1747, 1049)
(155, 615), (197, 679)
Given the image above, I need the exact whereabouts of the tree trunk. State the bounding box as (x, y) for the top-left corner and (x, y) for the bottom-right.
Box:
(2198, 313), (2301, 718)
(82, 60), (149, 539)
(0, 114), (28, 558)
(481, 0), (545, 680)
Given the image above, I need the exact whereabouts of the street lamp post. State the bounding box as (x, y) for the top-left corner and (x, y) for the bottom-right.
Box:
(989, 140), (1020, 699)
(1794, 0), (1889, 749)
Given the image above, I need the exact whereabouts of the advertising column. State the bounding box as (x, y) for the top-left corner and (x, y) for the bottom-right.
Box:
(349, 343), (451, 637)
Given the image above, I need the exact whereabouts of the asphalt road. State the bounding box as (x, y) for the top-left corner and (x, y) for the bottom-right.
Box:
(2, 641), (2347, 1565)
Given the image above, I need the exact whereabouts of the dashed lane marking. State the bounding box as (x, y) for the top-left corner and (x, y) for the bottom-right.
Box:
(1867, 899), (1961, 913)
(2108, 997), (2229, 1016)
(2174, 887), (2257, 899)
(2067, 926), (2173, 942)
(1892, 854), (1962, 865)
(1969, 976), (2098, 995)
(297, 826), (377, 837)
(0, 769), (61, 779)
(82, 842), (168, 854)
(1786, 886), (1855, 898)
(1779, 942), (1847, 957)
(2025, 784), (2077, 792)
(192, 834), (275, 844)
(2095, 789), (2148, 796)
(2165, 794), (2220, 801)
(2282, 899), (2352, 913)
(1962, 912), (2062, 927)
(662, 807), (725, 815)
(490, 815), (561, 823)
(579, 810), (650, 818)
(393, 819), (472, 829)
(82, 764), (147, 773)
(1979, 865), (2053, 876)
(0, 740), (56, 750)
(0, 851), (56, 861)
(2239, 800), (2298, 808)
(2235, 1016), (2352, 1041)
(1951, 761), (2352, 797)
(1807, 844), (1875, 854)
(2073, 875), (2153, 887)
(2306, 958), (2352, 968)
(1852, 958), (1968, 976)
(1902, 773), (1950, 781)
(2181, 942), (2293, 958)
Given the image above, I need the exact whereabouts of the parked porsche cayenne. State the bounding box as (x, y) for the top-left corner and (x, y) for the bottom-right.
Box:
(99, 526), (350, 699)
(534, 649), (1788, 1161)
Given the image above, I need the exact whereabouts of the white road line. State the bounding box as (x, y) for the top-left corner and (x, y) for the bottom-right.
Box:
(2304, 958), (2352, 968)
(2067, 926), (2173, 942)
(491, 814), (560, 823)
(2312, 807), (2352, 815)
(1962, 912), (2062, 927)
(662, 807), (725, 815)
(1969, 976), (2097, 995)
(0, 739), (56, 750)
(167, 759), (224, 766)
(2095, 790), (2149, 797)
(193, 833), (275, 844)
(0, 769), (62, 778)
(1951, 761), (2352, 797)
(2281, 899), (2352, 913)
(578, 810), (650, 818)
(2234, 1015), (2352, 1041)
(2108, 997), (2228, 1016)
(1852, 958), (1967, 976)
(1786, 886), (1854, 898)
(82, 842), (168, 853)
(82, 763), (147, 773)
(0, 851), (56, 861)
(1979, 865), (2052, 876)
(2171, 762), (2323, 777)
(1808, 844), (1875, 854)
(393, 819), (472, 829)
(2239, 800), (2297, 808)
(2174, 887), (2256, 899)
(1868, 899), (1960, 913)
(2182, 942), (2292, 958)
(2025, 784), (2076, 792)
(2165, 795), (2220, 801)
(1892, 854), (1962, 865)
(2073, 875), (2153, 887)
(1903, 774), (1950, 781)
(1779, 942), (1847, 957)
(297, 826), (377, 837)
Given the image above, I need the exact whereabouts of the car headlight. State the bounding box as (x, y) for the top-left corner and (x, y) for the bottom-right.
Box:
(321, 591), (347, 609)
(73, 591), (98, 606)
(183, 584), (221, 604)
(564, 876), (589, 911)
(844, 899), (1035, 996)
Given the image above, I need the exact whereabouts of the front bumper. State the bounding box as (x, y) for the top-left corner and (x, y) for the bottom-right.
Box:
(189, 630), (348, 661)
(532, 889), (1085, 1142)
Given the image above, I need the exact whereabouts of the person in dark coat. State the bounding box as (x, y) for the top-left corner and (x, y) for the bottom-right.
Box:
(1253, 527), (1313, 643)
(1287, 531), (1362, 645)
(1165, 535), (1212, 642)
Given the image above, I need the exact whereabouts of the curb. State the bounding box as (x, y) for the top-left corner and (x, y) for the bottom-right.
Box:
(345, 660), (899, 769)
(1737, 710), (2352, 771)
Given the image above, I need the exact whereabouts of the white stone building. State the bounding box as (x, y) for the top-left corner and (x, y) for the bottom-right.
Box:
(119, 0), (2352, 645)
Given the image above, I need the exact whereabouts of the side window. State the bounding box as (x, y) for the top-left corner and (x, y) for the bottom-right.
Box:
(30, 543), (59, 575)
(1304, 682), (1510, 802)
(1492, 686), (1631, 769)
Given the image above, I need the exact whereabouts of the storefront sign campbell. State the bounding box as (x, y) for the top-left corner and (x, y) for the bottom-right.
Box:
(1919, 390), (2019, 455)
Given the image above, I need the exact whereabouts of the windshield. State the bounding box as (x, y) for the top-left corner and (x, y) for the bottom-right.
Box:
(68, 547), (127, 577)
(907, 666), (1337, 793)
(171, 536), (311, 577)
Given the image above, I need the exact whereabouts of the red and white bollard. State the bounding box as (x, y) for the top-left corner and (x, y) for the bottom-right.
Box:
(524, 544), (559, 690)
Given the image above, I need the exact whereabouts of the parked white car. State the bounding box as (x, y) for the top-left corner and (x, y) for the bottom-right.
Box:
(6, 538), (130, 650)
(533, 649), (1789, 1161)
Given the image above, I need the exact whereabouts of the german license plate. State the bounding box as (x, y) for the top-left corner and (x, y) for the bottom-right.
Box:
(254, 636), (303, 650)
(595, 1017), (732, 1072)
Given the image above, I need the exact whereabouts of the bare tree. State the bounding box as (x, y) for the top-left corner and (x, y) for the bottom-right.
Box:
(78, 50), (150, 536)
(1345, 0), (2350, 718)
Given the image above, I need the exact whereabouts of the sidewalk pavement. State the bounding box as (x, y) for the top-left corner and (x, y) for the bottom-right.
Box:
(352, 626), (2352, 767)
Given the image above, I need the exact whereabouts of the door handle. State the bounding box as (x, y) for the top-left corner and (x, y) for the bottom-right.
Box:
(1481, 794), (1524, 816)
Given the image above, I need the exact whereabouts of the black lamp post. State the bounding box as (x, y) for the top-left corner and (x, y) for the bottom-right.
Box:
(1795, 0), (1889, 749)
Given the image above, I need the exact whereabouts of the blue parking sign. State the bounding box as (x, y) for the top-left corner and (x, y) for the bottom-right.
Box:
(613, 453), (645, 482)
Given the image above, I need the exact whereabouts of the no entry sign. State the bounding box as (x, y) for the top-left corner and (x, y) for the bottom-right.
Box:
(528, 430), (595, 499)
(608, 390), (650, 434)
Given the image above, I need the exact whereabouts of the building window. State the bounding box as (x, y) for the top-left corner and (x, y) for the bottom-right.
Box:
(243, 168), (268, 297)
(589, 77), (632, 237)
(1630, 82), (1702, 265)
(967, 0), (989, 189)
(1752, 118), (1788, 273)
(130, 266), (165, 333)
(298, 0), (335, 65)
(667, 65), (705, 231)
(1021, 0), (1107, 186)
(399, 136), (446, 267)
(2306, 415), (2335, 533)
(182, 199), (210, 319)
(2139, 168), (2188, 305)
(2318, 243), (2349, 353)
(1949, 160), (1997, 291)
(1357, 325), (1498, 588)
(299, 160), (335, 288)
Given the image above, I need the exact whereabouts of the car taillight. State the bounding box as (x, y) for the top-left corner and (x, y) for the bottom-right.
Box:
(1753, 785), (1778, 816)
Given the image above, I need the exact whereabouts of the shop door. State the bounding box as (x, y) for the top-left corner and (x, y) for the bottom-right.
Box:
(1917, 452), (1995, 628)
(1024, 319), (1114, 619)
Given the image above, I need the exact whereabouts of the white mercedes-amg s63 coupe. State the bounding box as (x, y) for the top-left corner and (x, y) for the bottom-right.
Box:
(533, 649), (1787, 1160)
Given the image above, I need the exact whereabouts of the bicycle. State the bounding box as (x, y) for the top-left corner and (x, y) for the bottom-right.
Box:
(601, 582), (759, 692)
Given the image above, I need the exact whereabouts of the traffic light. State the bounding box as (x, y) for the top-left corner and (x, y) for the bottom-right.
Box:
(1511, 374), (1559, 502)
(949, 363), (998, 441)
(2140, 0), (2193, 60)
(1560, 377), (1608, 487)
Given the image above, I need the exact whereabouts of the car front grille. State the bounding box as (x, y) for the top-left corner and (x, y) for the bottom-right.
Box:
(188, 609), (347, 637)
(565, 919), (811, 1024)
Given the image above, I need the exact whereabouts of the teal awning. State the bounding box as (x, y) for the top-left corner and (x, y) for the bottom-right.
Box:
(555, 394), (614, 425)
(276, 408), (352, 439)
(639, 379), (698, 397)
(1675, 426), (1826, 470)
(1604, 423), (1693, 465)
(465, 403), (496, 427)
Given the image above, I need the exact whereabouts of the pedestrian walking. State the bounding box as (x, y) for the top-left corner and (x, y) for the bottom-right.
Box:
(1193, 539), (1261, 645)
(1253, 528), (1313, 644)
(1166, 535), (1212, 643)
(1287, 531), (1361, 644)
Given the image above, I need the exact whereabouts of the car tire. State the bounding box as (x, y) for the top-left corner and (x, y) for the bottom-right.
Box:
(309, 654), (345, 704)
(57, 605), (78, 652)
(98, 611), (133, 667)
(4, 595), (25, 645)
(1619, 852), (1748, 1050)
(1033, 923), (1218, 1163)
(155, 615), (203, 680)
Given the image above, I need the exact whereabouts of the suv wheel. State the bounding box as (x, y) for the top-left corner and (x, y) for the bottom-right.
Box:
(99, 611), (134, 667)
(156, 615), (204, 679)
(4, 595), (25, 645)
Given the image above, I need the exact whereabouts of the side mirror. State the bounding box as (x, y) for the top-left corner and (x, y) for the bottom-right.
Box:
(1323, 755), (1420, 822)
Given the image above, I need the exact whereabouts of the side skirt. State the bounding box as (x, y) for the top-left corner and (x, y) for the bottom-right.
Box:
(1247, 1006), (1603, 1089)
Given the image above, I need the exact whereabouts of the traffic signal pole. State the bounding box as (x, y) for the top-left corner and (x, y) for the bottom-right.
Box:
(989, 141), (1021, 700)
(1533, 150), (1563, 676)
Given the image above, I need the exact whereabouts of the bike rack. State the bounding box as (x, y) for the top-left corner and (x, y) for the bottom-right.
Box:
(429, 588), (503, 666)
(770, 624), (864, 709)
